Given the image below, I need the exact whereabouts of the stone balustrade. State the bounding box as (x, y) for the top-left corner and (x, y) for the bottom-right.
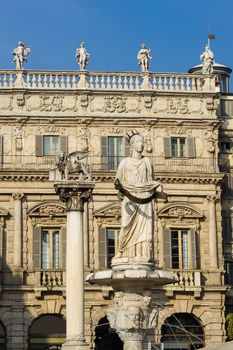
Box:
(35, 270), (65, 289)
(176, 270), (201, 288)
(0, 70), (216, 92)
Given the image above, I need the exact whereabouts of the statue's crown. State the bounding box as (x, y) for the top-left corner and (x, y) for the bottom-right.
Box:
(126, 130), (140, 143)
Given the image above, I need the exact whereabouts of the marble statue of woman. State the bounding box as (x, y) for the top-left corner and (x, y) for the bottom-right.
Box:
(113, 131), (163, 264)
(137, 43), (152, 72)
(200, 45), (214, 75)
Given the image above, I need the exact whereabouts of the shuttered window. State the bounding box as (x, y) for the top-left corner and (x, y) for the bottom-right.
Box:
(100, 136), (129, 170)
(35, 135), (68, 156)
(99, 227), (120, 269)
(163, 137), (196, 158)
(163, 228), (197, 269)
(33, 227), (66, 270)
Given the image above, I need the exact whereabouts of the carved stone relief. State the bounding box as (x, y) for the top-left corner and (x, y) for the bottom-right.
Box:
(164, 126), (193, 137)
(168, 98), (190, 114)
(90, 95), (141, 114)
(158, 203), (203, 220)
(37, 126), (66, 135)
(41, 95), (64, 112)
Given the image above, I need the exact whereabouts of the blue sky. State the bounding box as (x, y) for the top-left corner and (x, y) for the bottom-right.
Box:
(0, 0), (233, 76)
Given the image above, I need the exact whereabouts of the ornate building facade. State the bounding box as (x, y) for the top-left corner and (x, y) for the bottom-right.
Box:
(0, 63), (232, 350)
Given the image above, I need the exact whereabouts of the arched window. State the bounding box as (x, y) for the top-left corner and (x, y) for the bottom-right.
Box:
(0, 321), (6, 350)
(94, 316), (122, 350)
(29, 314), (65, 350)
(161, 313), (204, 350)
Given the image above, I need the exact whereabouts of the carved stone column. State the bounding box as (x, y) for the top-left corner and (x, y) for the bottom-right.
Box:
(55, 181), (94, 350)
(207, 195), (218, 269)
(83, 202), (89, 269)
(12, 193), (24, 270)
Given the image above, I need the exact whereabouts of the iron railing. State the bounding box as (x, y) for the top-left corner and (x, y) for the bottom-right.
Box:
(0, 155), (223, 173)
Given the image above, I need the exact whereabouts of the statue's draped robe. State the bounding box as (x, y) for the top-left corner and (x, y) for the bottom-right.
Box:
(116, 156), (160, 257)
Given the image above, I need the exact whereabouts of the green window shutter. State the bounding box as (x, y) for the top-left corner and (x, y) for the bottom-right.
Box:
(35, 135), (43, 157)
(61, 226), (66, 270)
(33, 226), (41, 269)
(0, 226), (3, 270)
(101, 136), (108, 170)
(164, 138), (172, 158)
(124, 138), (130, 157)
(163, 228), (172, 268)
(99, 227), (107, 269)
(60, 136), (68, 153)
(187, 138), (196, 158)
(190, 228), (197, 269)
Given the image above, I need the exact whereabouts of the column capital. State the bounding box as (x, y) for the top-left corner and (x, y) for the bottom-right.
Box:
(12, 192), (24, 201)
(54, 181), (95, 212)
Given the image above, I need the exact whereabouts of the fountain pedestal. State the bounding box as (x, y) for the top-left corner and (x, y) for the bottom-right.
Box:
(87, 268), (177, 350)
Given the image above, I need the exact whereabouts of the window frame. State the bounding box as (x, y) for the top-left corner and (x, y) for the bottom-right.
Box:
(43, 135), (60, 156)
(163, 226), (197, 270)
(41, 227), (61, 270)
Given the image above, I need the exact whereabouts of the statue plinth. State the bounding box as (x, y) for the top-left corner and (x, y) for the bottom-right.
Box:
(111, 256), (154, 271)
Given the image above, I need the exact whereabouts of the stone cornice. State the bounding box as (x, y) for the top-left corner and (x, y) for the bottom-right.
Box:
(0, 172), (224, 185)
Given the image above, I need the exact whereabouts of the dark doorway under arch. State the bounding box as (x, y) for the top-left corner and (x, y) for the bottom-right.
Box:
(94, 316), (123, 350)
(0, 321), (6, 350)
(29, 314), (65, 350)
(161, 313), (204, 350)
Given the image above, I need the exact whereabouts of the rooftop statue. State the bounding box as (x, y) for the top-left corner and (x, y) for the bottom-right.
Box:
(113, 131), (163, 264)
(137, 43), (152, 72)
(200, 44), (214, 75)
(75, 42), (90, 71)
(13, 41), (30, 70)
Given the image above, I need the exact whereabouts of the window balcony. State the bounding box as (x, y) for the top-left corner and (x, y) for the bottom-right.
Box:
(166, 269), (202, 298)
(34, 270), (65, 298)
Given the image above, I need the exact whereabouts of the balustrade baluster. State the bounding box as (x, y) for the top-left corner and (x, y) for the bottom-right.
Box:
(3, 73), (7, 88)
(129, 75), (133, 89)
(41, 271), (46, 286)
(112, 75), (116, 89)
(190, 272), (194, 286)
(100, 75), (105, 89)
(89, 75), (94, 89)
(180, 76), (185, 91)
(164, 76), (169, 90)
(106, 75), (110, 89)
(32, 74), (37, 88)
(118, 75), (123, 89)
(37, 73), (42, 88)
(55, 74), (60, 89)
(71, 74), (75, 89)
(61, 74), (65, 89)
(25, 73), (31, 88)
(158, 76), (162, 90)
(169, 76), (174, 91)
